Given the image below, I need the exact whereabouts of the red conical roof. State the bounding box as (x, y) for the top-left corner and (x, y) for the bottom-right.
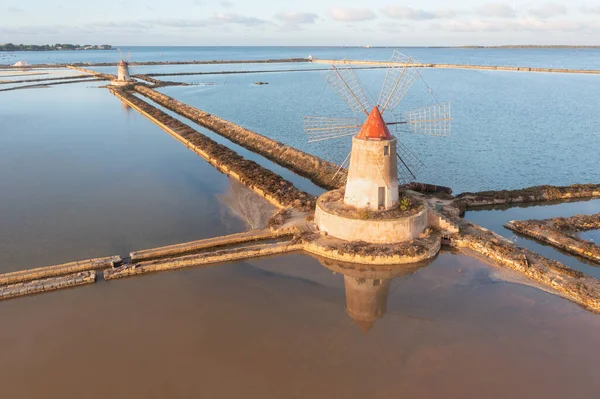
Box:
(356, 106), (392, 140)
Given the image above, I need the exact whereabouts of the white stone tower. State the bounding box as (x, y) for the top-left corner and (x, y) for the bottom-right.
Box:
(117, 60), (131, 82)
(344, 106), (399, 211)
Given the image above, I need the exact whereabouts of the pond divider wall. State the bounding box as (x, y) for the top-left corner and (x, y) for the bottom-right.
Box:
(130, 228), (295, 262)
(105, 241), (303, 280)
(0, 74), (93, 85)
(505, 217), (600, 264)
(0, 271), (96, 300)
(454, 184), (600, 213)
(313, 59), (600, 74)
(0, 255), (121, 286)
(448, 217), (600, 312)
(110, 87), (315, 211)
(133, 85), (346, 191)
(66, 65), (116, 80)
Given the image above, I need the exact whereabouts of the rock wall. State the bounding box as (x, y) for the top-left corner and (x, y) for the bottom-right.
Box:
(506, 216), (600, 264)
(448, 217), (600, 312)
(110, 88), (315, 211)
(455, 184), (600, 212)
(0, 271), (96, 300)
(133, 85), (345, 190)
(0, 256), (120, 285)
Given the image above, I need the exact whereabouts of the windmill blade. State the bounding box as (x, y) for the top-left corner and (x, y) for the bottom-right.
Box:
(303, 116), (361, 143)
(404, 102), (452, 137)
(322, 60), (371, 116)
(377, 50), (422, 114)
(118, 48), (124, 61)
(396, 141), (426, 184)
(126, 50), (132, 62)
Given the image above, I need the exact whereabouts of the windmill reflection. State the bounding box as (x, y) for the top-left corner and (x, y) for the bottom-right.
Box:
(318, 257), (429, 333)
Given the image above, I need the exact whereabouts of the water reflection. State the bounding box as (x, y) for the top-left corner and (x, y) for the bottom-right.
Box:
(317, 257), (430, 333)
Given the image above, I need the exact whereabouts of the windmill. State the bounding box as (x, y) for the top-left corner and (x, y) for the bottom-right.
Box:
(117, 49), (134, 83)
(304, 50), (452, 203)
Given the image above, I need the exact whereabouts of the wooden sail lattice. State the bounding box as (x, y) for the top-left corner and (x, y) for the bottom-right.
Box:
(304, 50), (452, 183)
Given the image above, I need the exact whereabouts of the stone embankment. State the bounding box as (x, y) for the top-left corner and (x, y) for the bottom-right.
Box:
(0, 78), (105, 92)
(0, 271), (96, 300)
(505, 215), (600, 264)
(132, 74), (188, 87)
(447, 217), (600, 312)
(0, 255), (120, 286)
(1, 59), (310, 69)
(0, 74), (92, 85)
(133, 85), (345, 190)
(105, 241), (302, 280)
(145, 68), (334, 77)
(66, 65), (116, 80)
(110, 87), (315, 211)
(455, 184), (600, 213)
(131, 229), (294, 262)
(313, 59), (600, 75)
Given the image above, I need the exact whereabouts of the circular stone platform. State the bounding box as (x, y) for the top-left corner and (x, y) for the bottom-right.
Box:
(314, 190), (429, 244)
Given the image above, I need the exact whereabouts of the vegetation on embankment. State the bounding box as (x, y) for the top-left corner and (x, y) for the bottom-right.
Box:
(505, 214), (600, 264)
(454, 184), (600, 213)
(133, 85), (345, 190)
(111, 87), (315, 211)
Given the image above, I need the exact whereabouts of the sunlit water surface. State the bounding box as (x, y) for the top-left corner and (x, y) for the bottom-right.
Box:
(158, 67), (600, 194)
(1, 253), (599, 399)
(1, 50), (600, 398)
(0, 81), (248, 272)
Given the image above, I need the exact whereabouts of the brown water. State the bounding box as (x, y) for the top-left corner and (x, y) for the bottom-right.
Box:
(2, 70), (600, 398)
(1, 252), (599, 398)
(0, 81), (257, 272)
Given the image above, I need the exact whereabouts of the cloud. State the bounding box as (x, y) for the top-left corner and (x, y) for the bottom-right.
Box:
(475, 3), (517, 18)
(329, 7), (376, 22)
(439, 18), (585, 32)
(7, 6), (24, 13)
(214, 13), (270, 26)
(220, 0), (234, 8)
(580, 6), (600, 14)
(275, 11), (318, 25)
(383, 5), (454, 20)
(528, 3), (567, 18)
(141, 13), (271, 28)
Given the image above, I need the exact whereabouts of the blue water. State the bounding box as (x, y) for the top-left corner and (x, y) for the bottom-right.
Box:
(3, 46), (600, 69)
(466, 200), (600, 278)
(581, 230), (600, 243)
(158, 67), (600, 194)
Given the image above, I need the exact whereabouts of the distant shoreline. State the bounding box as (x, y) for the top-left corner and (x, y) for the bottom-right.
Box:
(0, 44), (113, 52)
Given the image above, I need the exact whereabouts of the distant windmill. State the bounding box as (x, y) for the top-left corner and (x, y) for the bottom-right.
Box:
(304, 50), (452, 189)
(117, 49), (134, 83)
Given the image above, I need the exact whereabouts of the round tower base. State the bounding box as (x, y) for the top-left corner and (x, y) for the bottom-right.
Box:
(304, 230), (440, 265)
(314, 190), (429, 244)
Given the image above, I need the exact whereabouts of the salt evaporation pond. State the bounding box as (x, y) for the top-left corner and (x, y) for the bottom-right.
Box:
(158, 67), (600, 194)
(0, 81), (252, 272)
(1, 50), (600, 398)
(1, 252), (600, 398)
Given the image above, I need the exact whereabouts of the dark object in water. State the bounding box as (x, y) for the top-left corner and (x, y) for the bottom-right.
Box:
(254, 81), (269, 85)
(407, 182), (453, 195)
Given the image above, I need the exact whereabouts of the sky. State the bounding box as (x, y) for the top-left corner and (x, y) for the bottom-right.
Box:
(1, 1), (600, 46)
